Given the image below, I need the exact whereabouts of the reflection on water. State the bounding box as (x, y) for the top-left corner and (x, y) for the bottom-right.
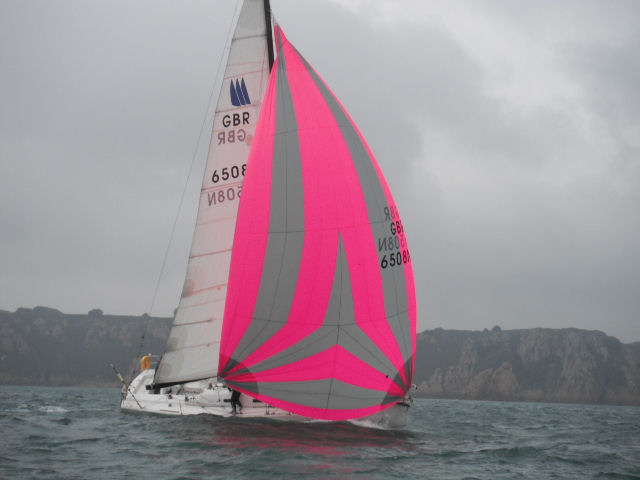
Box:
(183, 415), (415, 456)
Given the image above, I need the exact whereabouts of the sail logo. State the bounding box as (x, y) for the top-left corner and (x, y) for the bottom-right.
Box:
(230, 78), (251, 106)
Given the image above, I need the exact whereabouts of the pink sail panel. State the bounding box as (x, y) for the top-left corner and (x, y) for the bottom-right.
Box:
(219, 25), (416, 421)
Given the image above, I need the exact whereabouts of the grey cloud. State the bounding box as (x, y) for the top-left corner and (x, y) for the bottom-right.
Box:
(290, 1), (640, 341)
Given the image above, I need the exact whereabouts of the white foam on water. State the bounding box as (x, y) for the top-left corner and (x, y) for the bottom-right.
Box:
(39, 405), (69, 413)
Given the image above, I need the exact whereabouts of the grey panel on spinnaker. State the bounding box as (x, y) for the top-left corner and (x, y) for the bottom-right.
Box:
(233, 379), (402, 410)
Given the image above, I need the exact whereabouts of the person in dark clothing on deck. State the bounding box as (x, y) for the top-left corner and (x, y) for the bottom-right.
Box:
(230, 389), (241, 414)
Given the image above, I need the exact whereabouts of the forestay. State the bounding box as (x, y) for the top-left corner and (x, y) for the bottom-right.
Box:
(219, 26), (417, 420)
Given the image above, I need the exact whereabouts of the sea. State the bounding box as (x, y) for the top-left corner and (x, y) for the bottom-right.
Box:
(1, 385), (638, 480)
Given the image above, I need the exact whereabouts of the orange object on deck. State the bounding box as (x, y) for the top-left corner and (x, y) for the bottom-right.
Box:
(140, 355), (151, 371)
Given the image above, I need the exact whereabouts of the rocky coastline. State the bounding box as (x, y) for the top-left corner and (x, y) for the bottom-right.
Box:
(2, 307), (639, 406)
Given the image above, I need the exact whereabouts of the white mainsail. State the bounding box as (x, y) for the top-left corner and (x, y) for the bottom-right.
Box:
(154, 0), (272, 386)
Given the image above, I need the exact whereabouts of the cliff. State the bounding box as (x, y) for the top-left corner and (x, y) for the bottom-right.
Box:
(414, 327), (640, 406)
(0, 306), (171, 387)
(1, 307), (639, 405)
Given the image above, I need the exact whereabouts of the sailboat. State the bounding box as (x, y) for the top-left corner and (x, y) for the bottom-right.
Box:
(121, 0), (417, 428)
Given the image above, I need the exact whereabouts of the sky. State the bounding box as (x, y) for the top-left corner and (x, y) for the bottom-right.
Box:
(1, 0), (638, 342)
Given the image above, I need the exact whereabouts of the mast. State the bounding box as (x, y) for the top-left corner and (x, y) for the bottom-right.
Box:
(263, 0), (274, 71)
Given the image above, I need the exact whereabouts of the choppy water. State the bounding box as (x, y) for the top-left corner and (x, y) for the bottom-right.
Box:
(1, 385), (639, 479)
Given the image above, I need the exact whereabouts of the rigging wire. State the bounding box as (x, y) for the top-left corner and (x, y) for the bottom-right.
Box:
(127, 1), (244, 386)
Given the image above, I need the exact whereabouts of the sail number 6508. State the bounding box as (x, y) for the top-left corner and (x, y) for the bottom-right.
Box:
(380, 249), (411, 269)
(212, 164), (246, 183)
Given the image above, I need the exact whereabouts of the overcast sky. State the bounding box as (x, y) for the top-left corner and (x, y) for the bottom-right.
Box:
(1, 0), (638, 342)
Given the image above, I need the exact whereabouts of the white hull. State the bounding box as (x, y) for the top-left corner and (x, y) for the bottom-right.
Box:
(121, 369), (410, 428)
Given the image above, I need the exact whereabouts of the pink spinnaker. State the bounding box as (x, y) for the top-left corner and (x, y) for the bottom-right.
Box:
(219, 26), (416, 421)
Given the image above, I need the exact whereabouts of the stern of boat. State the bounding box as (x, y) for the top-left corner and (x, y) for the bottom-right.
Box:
(352, 397), (412, 429)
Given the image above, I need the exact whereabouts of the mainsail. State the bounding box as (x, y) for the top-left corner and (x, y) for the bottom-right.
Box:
(219, 26), (417, 420)
(154, 0), (273, 386)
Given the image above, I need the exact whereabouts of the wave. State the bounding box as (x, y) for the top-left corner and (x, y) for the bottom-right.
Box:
(38, 406), (69, 413)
